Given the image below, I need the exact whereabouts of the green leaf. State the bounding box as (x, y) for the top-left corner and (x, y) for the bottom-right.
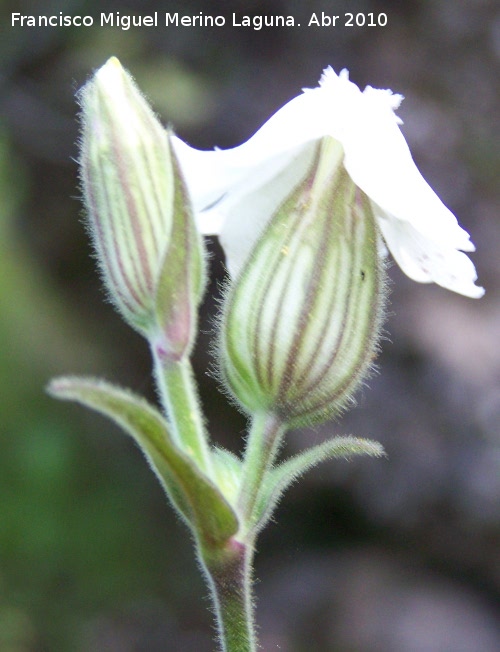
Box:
(48, 376), (239, 549)
(253, 436), (384, 535)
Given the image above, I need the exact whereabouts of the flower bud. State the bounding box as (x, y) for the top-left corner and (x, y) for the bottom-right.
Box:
(79, 57), (205, 359)
(219, 137), (385, 427)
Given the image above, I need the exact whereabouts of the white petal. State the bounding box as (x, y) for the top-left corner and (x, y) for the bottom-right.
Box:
(219, 143), (317, 277)
(315, 70), (476, 252)
(171, 90), (331, 235)
(172, 67), (483, 297)
(170, 136), (234, 220)
(376, 207), (484, 298)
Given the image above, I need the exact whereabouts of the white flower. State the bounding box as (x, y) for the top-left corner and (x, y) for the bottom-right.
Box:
(172, 68), (484, 298)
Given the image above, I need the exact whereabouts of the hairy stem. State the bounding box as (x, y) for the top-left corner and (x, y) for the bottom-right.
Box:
(152, 352), (213, 476)
(237, 412), (287, 533)
(203, 538), (257, 652)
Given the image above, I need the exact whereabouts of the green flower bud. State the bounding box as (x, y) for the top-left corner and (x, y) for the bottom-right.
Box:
(79, 57), (205, 359)
(220, 137), (385, 427)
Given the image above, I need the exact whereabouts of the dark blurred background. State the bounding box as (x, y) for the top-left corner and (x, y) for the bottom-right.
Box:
(1, 0), (499, 650)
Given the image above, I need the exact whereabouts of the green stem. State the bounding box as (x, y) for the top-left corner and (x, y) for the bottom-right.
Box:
(203, 538), (257, 652)
(237, 412), (287, 532)
(199, 413), (286, 651)
(153, 352), (213, 476)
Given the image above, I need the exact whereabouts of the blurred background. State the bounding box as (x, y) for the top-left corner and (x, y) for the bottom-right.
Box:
(1, 0), (499, 650)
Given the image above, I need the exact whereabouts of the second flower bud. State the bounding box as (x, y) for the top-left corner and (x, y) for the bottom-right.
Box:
(220, 136), (385, 428)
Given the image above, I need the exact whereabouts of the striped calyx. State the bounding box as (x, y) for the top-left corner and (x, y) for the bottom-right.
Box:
(79, 58), (205, 358)
(220, 137), (384, 427)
